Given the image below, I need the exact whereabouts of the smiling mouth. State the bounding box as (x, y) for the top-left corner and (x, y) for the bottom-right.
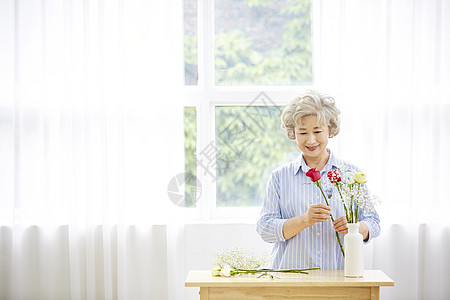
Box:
(306, 145), (318, 151)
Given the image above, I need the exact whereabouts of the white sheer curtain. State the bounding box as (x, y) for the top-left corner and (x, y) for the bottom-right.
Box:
(0, 0), (184, 299)
(316, 0), (450, 299)
(2, 0), (450, 299)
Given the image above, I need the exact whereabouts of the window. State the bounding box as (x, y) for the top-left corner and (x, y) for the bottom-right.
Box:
(215, 104), (299, 207)
(183, 0), (312, 217)
(214, 0), (312, 86)
(183, 106), (198, 207)
(184, 0), (198, 85)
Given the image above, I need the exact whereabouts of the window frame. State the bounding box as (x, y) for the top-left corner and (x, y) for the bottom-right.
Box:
(183, 0), (320, 220)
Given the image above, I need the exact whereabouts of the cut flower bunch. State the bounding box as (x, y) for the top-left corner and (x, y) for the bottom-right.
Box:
(306, 167), (379, 257)
(211, 248), (319, 279)
(326, 167), (379, 224)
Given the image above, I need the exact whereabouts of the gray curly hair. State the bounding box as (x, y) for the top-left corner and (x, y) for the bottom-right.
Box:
(281, 90), (340, 140)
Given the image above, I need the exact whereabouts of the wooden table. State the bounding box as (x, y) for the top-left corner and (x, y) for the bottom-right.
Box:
(185, 270), (394, 300)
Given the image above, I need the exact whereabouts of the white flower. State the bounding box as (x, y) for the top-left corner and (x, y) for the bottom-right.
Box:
(220, 265), (231, 277)
(343, 171), (355, 184)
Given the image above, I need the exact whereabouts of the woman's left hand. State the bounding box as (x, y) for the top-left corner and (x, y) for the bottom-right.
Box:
(333, 216), (348, 234)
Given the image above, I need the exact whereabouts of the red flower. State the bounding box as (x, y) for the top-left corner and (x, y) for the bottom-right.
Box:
(327, 169), (342, 184)
(306, 168), (321, 182)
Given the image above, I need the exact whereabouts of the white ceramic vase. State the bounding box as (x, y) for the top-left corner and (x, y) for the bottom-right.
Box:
(344, 222), (364, 277)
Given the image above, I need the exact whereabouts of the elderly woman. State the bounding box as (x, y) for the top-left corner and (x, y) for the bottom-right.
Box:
(256, 90), (380, 270)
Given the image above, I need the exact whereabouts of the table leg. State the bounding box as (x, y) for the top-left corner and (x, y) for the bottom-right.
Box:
(370, 287), (380, 300)
(199, 287), (209, 300)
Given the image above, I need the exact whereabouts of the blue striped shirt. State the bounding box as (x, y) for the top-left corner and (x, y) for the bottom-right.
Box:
(256, 150), (380, 270)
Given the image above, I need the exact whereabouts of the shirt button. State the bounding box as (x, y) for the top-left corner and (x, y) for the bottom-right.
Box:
(317, 250), (321, 254)
(317, 232), (321, 236)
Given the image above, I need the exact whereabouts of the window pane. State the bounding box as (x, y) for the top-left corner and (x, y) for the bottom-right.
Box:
(184, 107), (198, 207)
(215, 106), (299, 207)
(184, 0), (198, 85)
(215, 0), (312, 86)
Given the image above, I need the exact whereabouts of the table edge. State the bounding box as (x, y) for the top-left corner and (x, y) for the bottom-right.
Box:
(185, 282), (394, 287)
(185, 270), (394, 288)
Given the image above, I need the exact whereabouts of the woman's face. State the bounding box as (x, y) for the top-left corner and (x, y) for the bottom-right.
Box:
(294, 115), (330, 163)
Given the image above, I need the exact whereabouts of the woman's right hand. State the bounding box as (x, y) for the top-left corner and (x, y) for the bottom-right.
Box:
(283, 204), (332, 239)
(304, 204), (332, 227)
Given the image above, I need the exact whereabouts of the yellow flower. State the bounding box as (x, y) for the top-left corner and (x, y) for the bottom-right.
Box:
(354, 172), (367, 183)
(211, 266), (221, 276)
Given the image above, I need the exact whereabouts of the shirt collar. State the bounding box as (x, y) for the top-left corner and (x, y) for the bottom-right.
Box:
(294, 149), (338, 175)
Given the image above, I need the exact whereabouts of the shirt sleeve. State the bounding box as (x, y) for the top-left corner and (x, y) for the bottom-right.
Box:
(256, 170), (287, 243)
(358, 207), (380, 244)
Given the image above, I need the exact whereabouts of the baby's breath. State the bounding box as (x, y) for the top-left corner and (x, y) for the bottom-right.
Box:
(212, 248), (269, 270)
(211, 248), (319, 279)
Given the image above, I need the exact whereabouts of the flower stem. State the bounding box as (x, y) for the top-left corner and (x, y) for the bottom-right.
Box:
(335, 184), (350, 223)
(315, 181), (345, 258)
(233, 267), (320, 275)
(315, 182), (334, 222)
(355, 183), (361, 222)
(349, 184), (355, 223)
